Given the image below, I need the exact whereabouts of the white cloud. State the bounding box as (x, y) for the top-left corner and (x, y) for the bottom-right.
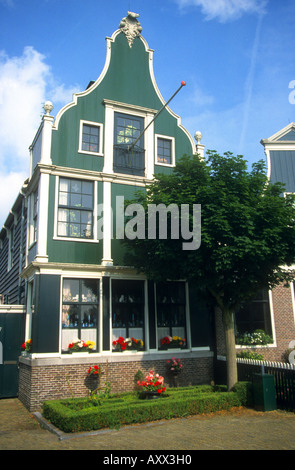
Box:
(0, 171), (28, 226)
(175, 0), (268, 22)
(0, 46), (80, 226)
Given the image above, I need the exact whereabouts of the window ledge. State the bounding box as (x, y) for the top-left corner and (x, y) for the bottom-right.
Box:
(78, 150), (104, 157)
(53, 236), (99, 244)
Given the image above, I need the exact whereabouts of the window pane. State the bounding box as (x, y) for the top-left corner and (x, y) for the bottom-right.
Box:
(81, 305), (98, 328)
(70, 223), (81, 238)
(59, 191), (69, 206)
(58, 208), (68, 222)
(71, 180), (82, 193)
(63, 279), (79, 302)
(59, 178), (70, 192)
(157, 138), (172, 164)
(82, 124), (100, 153)
(69, 210), (81, 223)
(81, 194), (93, 208)
(81, 279), (98, 302)
(57, 221), (68, 237)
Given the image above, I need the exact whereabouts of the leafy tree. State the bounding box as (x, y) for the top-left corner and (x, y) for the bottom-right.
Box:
(123, 151), (295, 390)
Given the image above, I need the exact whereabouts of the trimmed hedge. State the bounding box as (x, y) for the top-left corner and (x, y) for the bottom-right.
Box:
(42, 382), (252, 433)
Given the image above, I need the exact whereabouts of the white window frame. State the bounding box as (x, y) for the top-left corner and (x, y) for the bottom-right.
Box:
(103, 99), (157, 179)
(53, 175), (99, 243)
(78, 120), (103, 156)
(28, 188), (38, 248)
(60, 275), (101, 353)
(155, 134), (175, 167)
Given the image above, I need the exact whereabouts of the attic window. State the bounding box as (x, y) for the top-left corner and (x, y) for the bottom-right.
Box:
(79, 120), (103, 155)
(155, 135), (175, 166)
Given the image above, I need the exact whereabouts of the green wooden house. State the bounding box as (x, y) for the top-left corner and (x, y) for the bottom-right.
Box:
(0, 13), (213, 410)
(3, 12), (293, 411)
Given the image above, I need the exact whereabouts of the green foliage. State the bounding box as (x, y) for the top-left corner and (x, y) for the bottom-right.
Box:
(42, 383), (252, 433)
(236, 350), (265, 360)
(232, 381), (253, 406)
(236, 330), (273, 346)
(134, 369), (144, 384)
(123, 152), (295, 312)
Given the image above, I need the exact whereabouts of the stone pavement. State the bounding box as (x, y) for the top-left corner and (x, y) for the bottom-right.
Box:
(0, 398), (295, 451)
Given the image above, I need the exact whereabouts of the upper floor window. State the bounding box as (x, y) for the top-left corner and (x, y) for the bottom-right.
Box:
(79, 120), (103, 155)
(155, 135), (175, 166)
(113, 112), (145, 176)
(57, 177), (94, 239)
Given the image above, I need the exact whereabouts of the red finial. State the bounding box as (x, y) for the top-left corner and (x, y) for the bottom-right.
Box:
(181, 81), (186, 86)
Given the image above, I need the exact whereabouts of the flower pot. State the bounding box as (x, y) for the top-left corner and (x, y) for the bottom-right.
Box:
(142, 391), (160, 399)
(86, 375), (100, 392)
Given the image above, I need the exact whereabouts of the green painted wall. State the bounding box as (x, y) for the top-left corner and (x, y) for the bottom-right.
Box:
(111, 182), (145, 266)
(51, 31), (193, 170)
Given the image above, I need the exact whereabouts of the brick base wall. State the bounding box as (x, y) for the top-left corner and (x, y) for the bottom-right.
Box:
(18, 352), (214, 411)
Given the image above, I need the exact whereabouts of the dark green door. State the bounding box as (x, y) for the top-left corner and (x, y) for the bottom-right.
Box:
(0, 311), (24, 398)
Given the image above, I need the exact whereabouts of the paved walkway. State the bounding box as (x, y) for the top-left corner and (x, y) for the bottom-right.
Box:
(0, 398), (295, 451)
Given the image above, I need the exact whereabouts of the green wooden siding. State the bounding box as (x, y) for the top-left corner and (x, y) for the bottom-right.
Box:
(111, 183), (145, 265)
(51, 31), (194, 170)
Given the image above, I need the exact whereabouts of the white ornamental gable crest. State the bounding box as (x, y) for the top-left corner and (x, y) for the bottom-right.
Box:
(119, 12), (143, 48)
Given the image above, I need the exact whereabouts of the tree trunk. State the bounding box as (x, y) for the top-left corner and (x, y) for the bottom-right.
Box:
(222, 308), (238, 391)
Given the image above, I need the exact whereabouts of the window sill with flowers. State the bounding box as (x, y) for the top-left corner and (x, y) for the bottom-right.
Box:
(159, 336), (186, 350)
(112, 336), (144, 352)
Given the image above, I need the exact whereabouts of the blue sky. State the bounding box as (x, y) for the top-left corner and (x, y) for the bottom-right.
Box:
(0, 0), (294, 226)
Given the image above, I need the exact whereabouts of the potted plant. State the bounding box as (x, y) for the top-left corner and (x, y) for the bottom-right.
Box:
(21, 339), (31, 356)
(137, 370), (166, 398)
(127, 337), (144, 351)
(112, 336), (127, 352)
(68, 339), (95, 353)
(86, 365), (101, 395)
(160, 335), (186, 349)
(167, 357), (183, 375)
(112, 336), (144, 352)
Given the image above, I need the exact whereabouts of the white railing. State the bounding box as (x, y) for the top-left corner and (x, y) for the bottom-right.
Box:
(217, 355), (295, 370)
